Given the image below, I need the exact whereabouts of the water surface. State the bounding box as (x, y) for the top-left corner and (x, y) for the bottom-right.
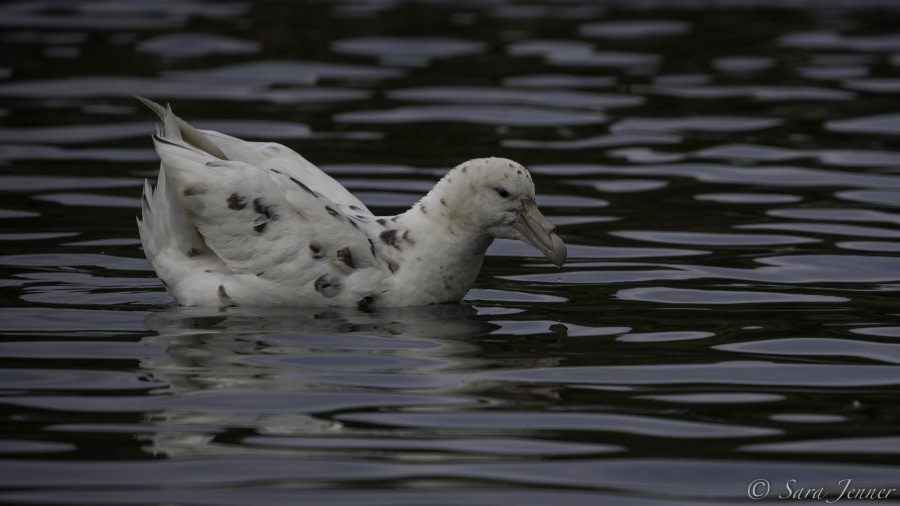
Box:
(1, 1), (900, 504)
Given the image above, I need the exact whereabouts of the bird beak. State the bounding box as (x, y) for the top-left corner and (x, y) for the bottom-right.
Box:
(512, 199), (567, 268)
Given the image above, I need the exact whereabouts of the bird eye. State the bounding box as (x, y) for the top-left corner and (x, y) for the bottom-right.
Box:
(494, 187), (510, 198)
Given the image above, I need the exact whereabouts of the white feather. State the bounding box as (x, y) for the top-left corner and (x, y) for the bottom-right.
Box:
(136, 97), (565, 307)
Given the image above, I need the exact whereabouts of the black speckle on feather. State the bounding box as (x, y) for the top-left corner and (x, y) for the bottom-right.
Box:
(187, 248), (202, 257)
(337, 247), (356, 269)
(253, 198), (272, 219)
(217, 284), (236, 307)
(309, 243), (323, 259)
(183, 185), (205, 196)
(315, 274), (342, 298)
(380, 229), (400, 249)
(388, 261), (399, 274)
(376, 218), (387, 226)
(251, 197), (277, 232)
(227, 193), (246, 210)
(357, 295), (375, 311)
(290, 177), (316, 196)
(324, 206), (339, 218)
(367, 238), (377, 257)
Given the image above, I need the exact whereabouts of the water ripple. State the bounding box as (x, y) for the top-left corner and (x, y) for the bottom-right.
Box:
(137, 33), (260, 58)
(612, 230), (817, 246)
(579, 20), (690, 39)
(337, 411), (778, 438)
(332, 37), (484, 67)
(716, 337), (900, 365)
(0, 76), (368, 103)
(826, 112), (900, 135)
(485, 362), (900, 387)
(641, 85), (854, 102)
(531, 163), (900, 189)
(3, 2), (900, 502)
(509, 254), (900, 284)
(390, 86), (643, 109)
(508, 40), (660, 68)
(611, 116), (782, 133)
(336, 105), (606, 126)
(617, 287), (848, 305)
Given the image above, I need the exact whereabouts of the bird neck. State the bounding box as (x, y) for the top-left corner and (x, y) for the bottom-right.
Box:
(387, 193), (493, 305)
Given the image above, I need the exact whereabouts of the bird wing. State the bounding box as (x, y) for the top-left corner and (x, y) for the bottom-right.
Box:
(150, 134), (392, 306)
(201, 130), (371, 213)
(138, 96), (400, 306)
(136, 96), (370, 213)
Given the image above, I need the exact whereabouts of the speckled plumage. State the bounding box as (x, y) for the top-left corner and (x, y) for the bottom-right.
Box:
(136, 97), (566, 307)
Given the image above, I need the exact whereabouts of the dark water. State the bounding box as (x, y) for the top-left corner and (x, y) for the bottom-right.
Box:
(2, 1), (900, 504)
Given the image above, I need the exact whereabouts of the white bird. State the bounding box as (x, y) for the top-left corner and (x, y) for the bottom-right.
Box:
(136, 97), (566, 308)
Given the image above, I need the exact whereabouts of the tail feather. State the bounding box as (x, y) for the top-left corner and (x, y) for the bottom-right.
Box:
(136, 95), (227, 160)
(138, 95), (225, 202)
(136, 97), (233, 300)
(138, 166), (198, 255)
(138, 166), (211, 282)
